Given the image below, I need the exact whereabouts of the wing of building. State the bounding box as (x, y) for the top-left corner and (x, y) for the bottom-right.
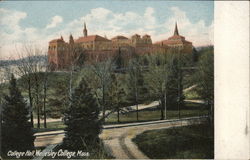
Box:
(154, 22), (193, 53)
(48, 22), (193, 70)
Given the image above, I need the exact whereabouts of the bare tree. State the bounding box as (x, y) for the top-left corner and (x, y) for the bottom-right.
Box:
(144, 53), (175, 120)
(126, 56), (149, 121)
(15, 45), (45, 128)
(67, 45), (85, 106)
(91, 59), (113, 123)
(42, 53), (50, 128)
(79, 64), (119, 122)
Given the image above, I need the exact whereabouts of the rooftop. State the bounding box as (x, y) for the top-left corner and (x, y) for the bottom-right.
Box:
(75, 35), (111, 43)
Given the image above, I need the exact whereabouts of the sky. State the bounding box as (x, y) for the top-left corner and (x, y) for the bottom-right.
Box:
(0, 1), (214, 60)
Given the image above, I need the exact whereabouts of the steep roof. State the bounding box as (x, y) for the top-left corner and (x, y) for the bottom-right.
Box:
(75, 35), (111, 43)
(49, 38), (65, 43)
(168, 35), (185, 40)
(154, 22), (192, 46)
(155, 37), (192, 45)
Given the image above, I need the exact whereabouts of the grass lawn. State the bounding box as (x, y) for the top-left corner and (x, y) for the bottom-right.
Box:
(105, 102), (208, 124)
(34, 102), (208, 132)
(34, 121), (65, 133)
(133, 123), (214, 159)
(184, 89), (201, 100)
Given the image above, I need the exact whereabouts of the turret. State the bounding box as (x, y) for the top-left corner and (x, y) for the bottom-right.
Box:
(83, 22), (88, 37)
(174, 22), (179, 36)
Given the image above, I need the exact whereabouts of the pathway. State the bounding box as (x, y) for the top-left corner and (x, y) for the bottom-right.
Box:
(34, 116), (208, 159)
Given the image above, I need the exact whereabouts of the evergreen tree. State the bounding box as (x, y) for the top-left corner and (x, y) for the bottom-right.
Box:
(114, 47), (125, 69)
(1, 74), (34, 157)
(47, 80), (69, 118)
(63, 78), (101, 150)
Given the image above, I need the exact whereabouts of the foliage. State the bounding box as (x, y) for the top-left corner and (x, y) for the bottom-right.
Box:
(47, 80), (69, 118)
(127, 58), (146, 101)
(144, 53), (185, 119)
(33, 102), (209, 131)
(90, 59), (113, 122)
(194, 50), (214, 118)
(106, 73), (127, 122)
(63, 77), (101, 150)
(1, 74), (34, 157)
(133, 123), (214, 159)
(126, 58), (149, 120)
(114, 47), (126, 69)
(167, 55), (185, 109)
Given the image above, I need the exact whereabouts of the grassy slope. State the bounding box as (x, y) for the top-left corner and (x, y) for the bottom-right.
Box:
(133, 123), (214, 159)
(34, 102), (208, 132)
(106, 107), (208, 124)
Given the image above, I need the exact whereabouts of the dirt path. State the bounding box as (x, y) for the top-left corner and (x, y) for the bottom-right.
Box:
(101, 117), (208, 159)
(34, 117), (208, 159)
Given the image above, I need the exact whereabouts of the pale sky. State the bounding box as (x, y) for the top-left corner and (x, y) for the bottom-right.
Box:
(0, 1), (214, 60)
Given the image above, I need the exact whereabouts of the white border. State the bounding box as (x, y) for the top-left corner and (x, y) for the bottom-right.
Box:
(215, 1), (250, 159)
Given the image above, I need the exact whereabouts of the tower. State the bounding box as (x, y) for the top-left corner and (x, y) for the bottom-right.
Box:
(83, 22), (88, 37)
(174, 22), (179, 36)
(69, 34), (74, 44)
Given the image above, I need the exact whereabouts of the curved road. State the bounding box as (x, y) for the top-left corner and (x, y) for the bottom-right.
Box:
(34, 116), (208, 159)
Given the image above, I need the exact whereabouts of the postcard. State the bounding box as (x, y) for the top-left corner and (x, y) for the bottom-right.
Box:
(0, 1), (249, 160)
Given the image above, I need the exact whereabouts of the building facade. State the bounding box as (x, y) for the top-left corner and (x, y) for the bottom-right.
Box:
(48, 22), (193, 70)
(155, 23), (193, 53)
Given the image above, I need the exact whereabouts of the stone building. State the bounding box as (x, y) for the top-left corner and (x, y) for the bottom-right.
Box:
(48, 22), (193, 70)
(73, 23), (112, 51)
(155, 22), (193, 53)
(111, 36), (131, 49)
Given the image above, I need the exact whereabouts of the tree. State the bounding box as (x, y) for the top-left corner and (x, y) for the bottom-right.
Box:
(165, 52), (185, 110)
(195, 50), (214, 121)
(107, 73), (127, 123)
(42, 57), (49, 128)
(63, 78), (101, 150)
(91, 59), (113, 123)
(145, 53), (169, 120)
(47, 79), (69, 118)
(67, 45), (86, 105)
(16, 45), (46, 128)
(127, 58), (143, 121)
(1, 74), (34, 157)
(145, 53), (183, 119)
(114, 47), (125, 70)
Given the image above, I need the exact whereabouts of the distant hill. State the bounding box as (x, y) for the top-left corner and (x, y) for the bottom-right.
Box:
(195, 45), (214, 52)
(0, 55), (47, 67)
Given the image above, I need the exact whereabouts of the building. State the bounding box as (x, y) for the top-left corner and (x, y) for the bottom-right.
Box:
(74, 23), (112, 51)
(48, 22), (193, 70)
(155, 22), (193, 53)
